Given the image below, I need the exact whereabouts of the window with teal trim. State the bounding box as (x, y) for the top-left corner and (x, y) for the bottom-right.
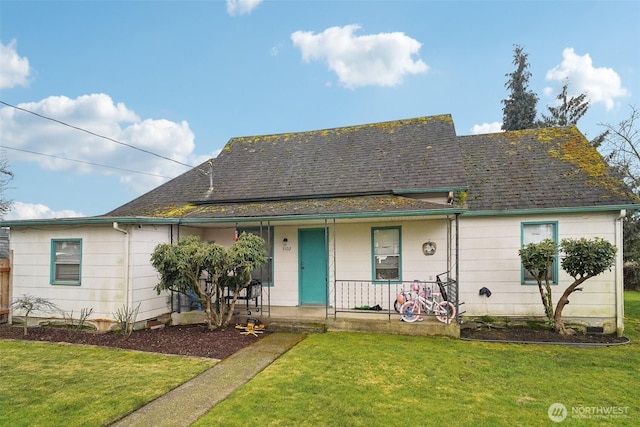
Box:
(51, 239), (82, 285)
(239, 227), (274, 286)
(521, 222), (557, 284)
(372, 227), (401, 281)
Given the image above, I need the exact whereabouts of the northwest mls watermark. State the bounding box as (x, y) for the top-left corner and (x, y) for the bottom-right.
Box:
(548, 403), (631, 423)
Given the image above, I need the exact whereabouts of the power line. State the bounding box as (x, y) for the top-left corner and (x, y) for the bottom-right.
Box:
(0, 100), (195, 169)
(1, 145), (172, 179)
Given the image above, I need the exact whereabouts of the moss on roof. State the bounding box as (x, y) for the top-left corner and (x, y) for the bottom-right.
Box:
(104, 117), (637, 220)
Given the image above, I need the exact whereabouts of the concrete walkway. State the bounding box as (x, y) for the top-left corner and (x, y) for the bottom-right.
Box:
(110, 332), (307, 427)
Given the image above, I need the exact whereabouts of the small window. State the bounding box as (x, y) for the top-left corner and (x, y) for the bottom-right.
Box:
(521, 222), (557, 284)
(372, 227), (401, 282)
(51, 239), (82, 285)
(239, 227), (274, 287)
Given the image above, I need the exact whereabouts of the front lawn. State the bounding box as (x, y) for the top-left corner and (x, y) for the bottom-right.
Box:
(196, 291), (640, 426)
(0, 342), (215, 427)
(2, 292), (638, 426)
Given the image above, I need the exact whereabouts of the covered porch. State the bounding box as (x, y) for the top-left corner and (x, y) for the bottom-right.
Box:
(172, 211), (462, 337)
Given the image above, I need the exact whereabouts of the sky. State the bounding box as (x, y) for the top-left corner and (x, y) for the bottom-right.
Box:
(0, 0), (639, 220)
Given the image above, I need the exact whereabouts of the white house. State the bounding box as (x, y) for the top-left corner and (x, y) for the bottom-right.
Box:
(1, 115), (637, 333)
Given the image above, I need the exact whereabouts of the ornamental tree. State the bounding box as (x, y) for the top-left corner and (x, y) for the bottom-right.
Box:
(520, 237), (617, 335)
(11, 294), (59, 335)
(555, 237), (617, 334)
(151, 233), (266, 329)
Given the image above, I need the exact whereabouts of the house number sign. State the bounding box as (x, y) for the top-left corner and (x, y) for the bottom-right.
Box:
(422, 241), (437, 256)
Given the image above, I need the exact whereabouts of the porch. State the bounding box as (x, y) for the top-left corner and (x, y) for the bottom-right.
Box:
(257, 306), (460, 338)
(179, 277), (463, 338)
(260, 277), (460, 337)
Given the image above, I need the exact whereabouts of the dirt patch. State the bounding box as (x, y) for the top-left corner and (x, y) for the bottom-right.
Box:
(461, 324), (628, 345)
(0, 323), (266, 359)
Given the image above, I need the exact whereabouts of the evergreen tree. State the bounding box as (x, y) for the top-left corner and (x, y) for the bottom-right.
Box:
(502, 45), (538, 131)
(540, 82), (590, 127)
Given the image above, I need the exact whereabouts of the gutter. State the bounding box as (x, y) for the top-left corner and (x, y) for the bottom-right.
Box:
(465, 204), (640, 217)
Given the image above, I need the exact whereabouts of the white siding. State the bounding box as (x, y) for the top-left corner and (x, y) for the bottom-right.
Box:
(129, 224), (173, 321)
(264, 219), (453, 308)
(9, 223), (173, 326)
(7, 210), (622, 328)
(458, 212), (621, 322)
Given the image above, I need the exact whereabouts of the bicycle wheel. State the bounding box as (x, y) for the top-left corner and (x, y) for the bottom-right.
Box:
(400, 301), (421, 323)
(435, 301), (456, 324)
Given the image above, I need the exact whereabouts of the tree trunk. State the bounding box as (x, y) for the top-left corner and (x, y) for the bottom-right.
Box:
(223, 289), (242, 327)
(205, 296), (214, 330)
(553, 276), (589, 335)
(536, 279), (553, 325)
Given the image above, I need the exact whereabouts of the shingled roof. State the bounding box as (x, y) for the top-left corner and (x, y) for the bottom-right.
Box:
(106, 115), (466, 218)
(459, 126), (637, 212)
(105, 116), (637, 220)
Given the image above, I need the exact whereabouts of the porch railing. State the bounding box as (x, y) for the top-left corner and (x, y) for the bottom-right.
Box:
(332, 277), (460, 323)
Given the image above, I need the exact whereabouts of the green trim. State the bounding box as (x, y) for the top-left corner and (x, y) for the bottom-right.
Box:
(520, 221), (558, 285)
(0, 207), (466, 228)
(5, 202), (632, 228)
(466, 204), (638, 217)
(371, 226), (402, 283)
(50, 238), (82, 286)
(178, 208), (466, 225)
(0, 217), (182, 227)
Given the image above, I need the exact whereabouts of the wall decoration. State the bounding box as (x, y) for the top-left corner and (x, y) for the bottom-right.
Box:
(422, 241), (437, 256)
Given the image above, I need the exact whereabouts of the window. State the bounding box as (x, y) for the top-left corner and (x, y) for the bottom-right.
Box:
(521, 222), (557, 284)
(372, 227), (401, 281)
(239, 227), (274, 286)
(51, 239), (82, 285)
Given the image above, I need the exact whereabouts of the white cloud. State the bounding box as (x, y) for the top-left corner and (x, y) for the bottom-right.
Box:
(0, 93), (210, 195)
(226, 0), (263, 16)
(471, 122), (503, 135)
(291, 25), (428, 89)
(0, 39), (31, 89)
(3, 201), (82, 220)
(545, 48), (629, 111)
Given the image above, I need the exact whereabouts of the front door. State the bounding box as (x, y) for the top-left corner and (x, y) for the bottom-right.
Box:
(298, 228), (327, 305)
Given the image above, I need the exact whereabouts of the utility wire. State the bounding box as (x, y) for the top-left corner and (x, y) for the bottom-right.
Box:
(1, 145), (172, 179)
(0, 100), (195, 168)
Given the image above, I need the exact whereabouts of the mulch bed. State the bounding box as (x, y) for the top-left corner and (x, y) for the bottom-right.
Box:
(461, 324), (629, 345)
(0, 323), (266, 359)
(2, 321), (630, 359)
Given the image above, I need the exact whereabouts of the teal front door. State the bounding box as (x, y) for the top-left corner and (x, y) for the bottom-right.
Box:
(298, 228), (327, 305)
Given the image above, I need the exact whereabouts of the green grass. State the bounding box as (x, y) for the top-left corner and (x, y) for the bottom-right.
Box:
(196, 291), (640, 427)
(0, 341), (215, 427)
(2, 292), (639, 426)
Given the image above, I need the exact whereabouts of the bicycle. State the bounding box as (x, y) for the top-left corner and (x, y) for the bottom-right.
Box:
(399, 274), (456, 324)
(394, 281), (422, 313)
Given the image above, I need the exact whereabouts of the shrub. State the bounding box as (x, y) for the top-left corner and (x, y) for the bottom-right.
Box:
(624, 262), (640, 291)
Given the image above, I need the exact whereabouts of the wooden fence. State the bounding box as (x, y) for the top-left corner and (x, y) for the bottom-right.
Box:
(0, 258), (10, 323)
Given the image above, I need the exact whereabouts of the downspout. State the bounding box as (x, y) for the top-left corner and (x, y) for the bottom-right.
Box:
(454, 213), (460, 324)
(112, 222), (132, 313)
(615, 210), (625, 336)
(333, 218), (337, 320)
(324, 218), (329, 320)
